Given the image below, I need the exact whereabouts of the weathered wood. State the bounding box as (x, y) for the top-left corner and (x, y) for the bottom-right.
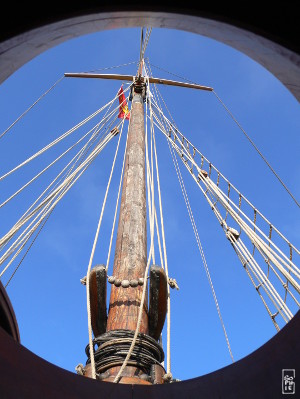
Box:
(106, 88), (148, 334)
(148, 265), (168, 341)
(103, 86), (148, 382)
(88, 264), (107, 337)
(64, 73), (213, 91)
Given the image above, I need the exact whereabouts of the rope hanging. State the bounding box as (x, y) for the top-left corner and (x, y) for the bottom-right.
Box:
(146, 78), (172, 374)
(0, 75), (65, 141)
(150, 99), (300, 329)
(86, 119), (125, 379)
(145, 62), (233, 364)
(0, 88), (130, 281)
(145, 59), (299, 210)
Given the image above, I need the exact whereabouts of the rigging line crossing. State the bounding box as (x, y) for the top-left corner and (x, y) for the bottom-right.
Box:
(0, 121), (106, 209)
(0, 131), (116, 275)
(86, 119), (125, 379)
(1, 115), (120, 281)
(145, 58), (299, 209)
(158, 112), (300, 288)
(0, 102), (124, 250)
(3, 205), (54, 287)
(150, 98), (300, 258)
(0, 85), (131, 182)
(4, 210), (53, 288)
(144, 71), (234, 362)
(170, 130), (299, 324)
(228, 235), (281, 331)
(166, 128), (235, 363)
(206, 178), (300, 281)
(212, 90), (300, 210)
(0, 116), (120, 255)
(150, 105), (299, 327)
(164, 119), (293, 327)
(145, 59), (300, 262)
(0, 131), (114, 251)
(0, 75), (65, 141)
(228, 232), (293, 322)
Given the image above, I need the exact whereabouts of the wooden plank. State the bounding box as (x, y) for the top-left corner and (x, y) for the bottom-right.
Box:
(64, 73), (134, 81)
(88, 264), (107, 337)
(64, 72), (213, 91)
(148, 265), (168, 341)
(147, 76), (213, 91)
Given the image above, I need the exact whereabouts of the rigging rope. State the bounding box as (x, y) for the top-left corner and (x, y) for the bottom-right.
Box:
(146, 59), (299, 210)
(0, 129), (117, 278)
(145, 65), (233, 363)
(0, 85), (131, 182)
(212, 90), (300, 209)
(0, 76), (64, 141)
(86, 119), (125, 379)
(149, 102), (300, 328)
(146, 79), (172, 373)
(166, 128), (235, 363)
(2, 90), (123, 282)
(0, 88), (130, 257)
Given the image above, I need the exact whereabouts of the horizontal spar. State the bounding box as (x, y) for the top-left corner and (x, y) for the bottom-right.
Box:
(64, 73), (213, 91)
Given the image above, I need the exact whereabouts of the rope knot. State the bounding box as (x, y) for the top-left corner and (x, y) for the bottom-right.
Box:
(80, 276), (87, 285)
(168, 278), (179, 290)
(75, 363), (85, 375)
(163, 373), (173, 383)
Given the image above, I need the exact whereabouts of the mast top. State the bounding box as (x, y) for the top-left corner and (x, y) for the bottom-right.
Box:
(64, 72), (213, 92)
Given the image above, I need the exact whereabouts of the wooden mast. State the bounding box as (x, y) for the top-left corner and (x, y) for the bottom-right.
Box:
(103, 79), (150, 383)
(65, 38), (212, 383)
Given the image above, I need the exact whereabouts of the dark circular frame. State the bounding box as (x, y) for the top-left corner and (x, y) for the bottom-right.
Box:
(0, 3), (299, 398)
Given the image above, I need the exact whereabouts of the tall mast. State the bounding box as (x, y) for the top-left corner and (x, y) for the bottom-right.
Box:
(66, 31), (212, 384)
(104, 80), (149, 382)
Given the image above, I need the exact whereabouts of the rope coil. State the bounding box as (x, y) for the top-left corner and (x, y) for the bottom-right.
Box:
(85, 330), (164, 376)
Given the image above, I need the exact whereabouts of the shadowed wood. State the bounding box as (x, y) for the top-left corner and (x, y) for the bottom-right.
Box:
(88, 265), (107, 337)
(149, 265), (168, 341)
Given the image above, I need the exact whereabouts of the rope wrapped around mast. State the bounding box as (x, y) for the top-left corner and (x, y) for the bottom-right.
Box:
(85, 329), (164, 376)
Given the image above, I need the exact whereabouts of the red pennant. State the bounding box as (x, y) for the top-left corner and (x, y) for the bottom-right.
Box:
(118, 85), (130, 120)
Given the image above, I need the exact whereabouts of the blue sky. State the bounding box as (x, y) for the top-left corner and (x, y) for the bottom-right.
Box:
(0, 27), (299, 381)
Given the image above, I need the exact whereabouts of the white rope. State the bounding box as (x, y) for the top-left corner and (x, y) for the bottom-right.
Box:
(0, 131), (114, 253)
(86, 119), (125, 379)
(0, 123), (102, 209)
(0, 76), (64, 141)
(168, 133), (235, 362)
(213, 90), (300, 209)
(151, 109), (299, 326)
(0, 85), (131, 182)
(150, 98), (300, 258)
(106, 126), (129, 272)
(147, 81), (172, 372)
(0, 132), (115, 277)
(150, 106), (300, 283)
